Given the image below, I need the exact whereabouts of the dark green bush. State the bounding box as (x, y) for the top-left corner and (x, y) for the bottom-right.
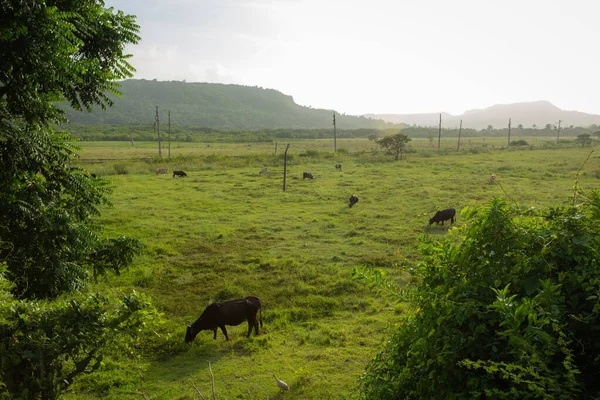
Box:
(510, 139), (529, 146)
(355, 190), (600, 399)
(0, 271), (157, 400)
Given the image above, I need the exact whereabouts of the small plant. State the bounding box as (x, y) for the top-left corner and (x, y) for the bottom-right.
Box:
(113, 162), (129, 175)
(510, 139), (529, 146)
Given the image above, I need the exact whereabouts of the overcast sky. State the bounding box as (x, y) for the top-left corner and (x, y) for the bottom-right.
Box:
(105, 0), (599, 116)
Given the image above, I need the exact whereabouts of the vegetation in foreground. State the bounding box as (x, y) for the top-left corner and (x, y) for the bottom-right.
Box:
(357, 188), (600, 398)
(0, 2), (155, 399)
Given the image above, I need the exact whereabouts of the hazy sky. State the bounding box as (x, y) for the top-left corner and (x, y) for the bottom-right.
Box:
(105, 0), (599, 116)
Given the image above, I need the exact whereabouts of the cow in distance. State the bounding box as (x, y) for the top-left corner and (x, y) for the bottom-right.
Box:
(335, 163), (342, 171)
(303, 172), (314, 179)
(349, 194), (359, 208)
(173, 170), (188, 178)
(429, 208), (456, 226)
(185, 296), (263, 342)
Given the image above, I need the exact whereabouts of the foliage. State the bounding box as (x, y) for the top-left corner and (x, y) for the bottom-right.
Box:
(509, 139), (529, 146)
(58, 79), (400, 130)
(356, 192), (600, 399)
(0, 0), (141, 300)
(375, 132), (411, 160)
(575, 133), (592, 147)
(0, 2), (155, 398)
(0, 269), (157, 400)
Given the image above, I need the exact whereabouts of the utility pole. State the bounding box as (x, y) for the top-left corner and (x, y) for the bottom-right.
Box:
(556, 120), (561, 144)
(154, 106), (161, 157)
(333, 112), (337, 153)
(168, 110), (171, 160)
(437, 113), (442, 151)
(508, 118), (511, 147)
(457, 119), (462, 151)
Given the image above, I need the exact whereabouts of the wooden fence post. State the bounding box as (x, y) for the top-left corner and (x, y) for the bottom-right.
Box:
(283, 143), (290, 192)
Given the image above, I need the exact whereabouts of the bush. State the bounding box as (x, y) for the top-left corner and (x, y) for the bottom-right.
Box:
(510, 139), (529, 146)
(355, 190), (600, 399)
(0, 271), (158, 400)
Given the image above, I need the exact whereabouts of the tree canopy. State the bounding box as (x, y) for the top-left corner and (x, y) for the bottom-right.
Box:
(375, 132), (411, 160)
(0, 0), (141, 299)
(1, 3), (154, 397)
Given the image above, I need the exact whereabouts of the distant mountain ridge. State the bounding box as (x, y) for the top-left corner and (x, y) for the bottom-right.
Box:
(60, 79), (398, 130)
(365, 101), (600, 129)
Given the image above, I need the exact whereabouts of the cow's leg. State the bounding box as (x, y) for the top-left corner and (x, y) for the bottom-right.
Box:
(451, 216), (455, 224)
(219, 325), (229, 341)
(248, 318), (258, 336)
(213, 328), (217, 340)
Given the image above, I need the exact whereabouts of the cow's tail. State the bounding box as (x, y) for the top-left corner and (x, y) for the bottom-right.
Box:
(259, 303), (263, 328)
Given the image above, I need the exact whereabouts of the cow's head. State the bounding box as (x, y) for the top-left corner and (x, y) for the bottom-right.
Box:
(185, 324), (197, 343)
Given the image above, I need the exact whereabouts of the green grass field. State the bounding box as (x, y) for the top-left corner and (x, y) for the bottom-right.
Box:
(65, 138), (599, 399)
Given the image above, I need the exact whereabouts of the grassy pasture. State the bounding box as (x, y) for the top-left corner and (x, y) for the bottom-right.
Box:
(66, 139), (599, 399)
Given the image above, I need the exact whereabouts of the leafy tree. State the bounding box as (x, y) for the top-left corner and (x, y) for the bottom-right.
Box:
(575, 133), (592, 147)
(545, 123), (553, 130)
(532, 124), (538, 129)
(375, 132), (411, 160)
(487, 124), (494, 131)
(517, 123), (523, 130)
(355, 190), (600, 399)
(0, 2), (156, 398)
(1, 0), (140, 299)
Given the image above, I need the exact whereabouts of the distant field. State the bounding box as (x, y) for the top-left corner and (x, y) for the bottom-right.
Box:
(75, 136), (572, 161)
(66, 141), (599, 399)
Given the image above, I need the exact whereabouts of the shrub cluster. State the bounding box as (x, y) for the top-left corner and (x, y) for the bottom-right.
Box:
(356, 190), (600, 399)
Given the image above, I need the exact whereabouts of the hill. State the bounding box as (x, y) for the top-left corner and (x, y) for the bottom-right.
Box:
(59, 79), (399, 130)
(366, 101), (600, 129)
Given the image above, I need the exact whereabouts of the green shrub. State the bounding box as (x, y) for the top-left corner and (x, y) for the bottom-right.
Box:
(355, 190), (600, 399)
(0, 275), (157, 400)
(510, 139), (529, 146)
(112, 162), (129, 175)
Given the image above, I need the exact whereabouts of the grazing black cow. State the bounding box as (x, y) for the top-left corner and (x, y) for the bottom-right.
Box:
(90, 173), (97, 178)
(429, 208), (456, 225)
(173, 170), (188, 178)
(335, 163), (342, 171)
(185, 296), (263, 342)
(349, 194), (359, 208)
(303, 172), (314, 179)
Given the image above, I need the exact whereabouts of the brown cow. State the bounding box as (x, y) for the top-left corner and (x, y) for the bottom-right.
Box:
(185, 296), (263, 342)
